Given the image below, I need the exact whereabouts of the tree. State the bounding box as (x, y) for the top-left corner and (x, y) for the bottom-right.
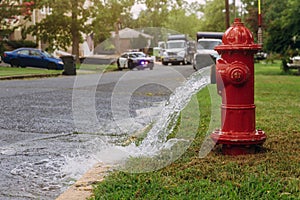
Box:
(0, 0), (34, 39)
(241, 0), (300, 55)
(28, 0), (94, 62)
(91, 0), (135, 45)
(165, 8), (202, 39)
(265, 0), (300, 54)
(133, 0), (174, 28)
(198, 0), (228, 32)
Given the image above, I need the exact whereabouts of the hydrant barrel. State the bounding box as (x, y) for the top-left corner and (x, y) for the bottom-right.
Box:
(211, 18), (266, 155)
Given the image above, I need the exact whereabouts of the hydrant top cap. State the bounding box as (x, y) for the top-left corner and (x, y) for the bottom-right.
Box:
(222, 18), (256, 46)
(215, 18), (261, 51)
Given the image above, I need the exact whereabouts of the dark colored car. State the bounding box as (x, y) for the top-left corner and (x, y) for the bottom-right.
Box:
(117, 51), (154, 70)
(2, 47), (64, 70)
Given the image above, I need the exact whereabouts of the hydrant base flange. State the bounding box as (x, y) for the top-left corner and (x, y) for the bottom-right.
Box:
(220, 144), (258, 156)
(211, 129), (266, 155)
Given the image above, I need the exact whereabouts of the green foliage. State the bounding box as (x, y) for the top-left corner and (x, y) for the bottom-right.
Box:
(5, 40), (37, 49)
(242, 0), (300, 55)
(0, 66), (61, 77)
(3, 0), (298, 63)
(0, 40), (37, 55)
(27, 0), (94, 57)
(0, 0), (22, 27)
(0, 0), (33, 39)
(199, 0), (227, 32)
(165, 9), (202, 39)
(91, 0), (135, 44)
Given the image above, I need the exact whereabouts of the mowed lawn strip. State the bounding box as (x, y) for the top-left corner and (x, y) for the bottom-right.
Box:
(0, 64), (118, 78)
(0, 66), (62, 77)
(90, 61), (300, 199)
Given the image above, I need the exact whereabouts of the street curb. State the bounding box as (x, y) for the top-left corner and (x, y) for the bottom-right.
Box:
(56, 163), (111, 200)
(0, 73), (62, 80)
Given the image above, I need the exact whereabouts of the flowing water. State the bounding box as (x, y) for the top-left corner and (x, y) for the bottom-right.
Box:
(84, 66), (212, 173)
(118, 66), (211, 156)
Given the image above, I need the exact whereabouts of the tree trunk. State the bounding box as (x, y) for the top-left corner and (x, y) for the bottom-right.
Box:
(71, 0), (80, 63)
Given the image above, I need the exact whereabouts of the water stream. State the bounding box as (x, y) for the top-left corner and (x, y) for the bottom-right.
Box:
(89, 66), (212, 173)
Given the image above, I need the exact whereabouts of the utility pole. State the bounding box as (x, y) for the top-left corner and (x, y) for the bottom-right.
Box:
(225, 0), (230, 29)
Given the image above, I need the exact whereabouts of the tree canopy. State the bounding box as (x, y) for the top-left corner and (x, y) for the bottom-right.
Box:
(0, 0), (34, 39)
(3, 0), (299, 58)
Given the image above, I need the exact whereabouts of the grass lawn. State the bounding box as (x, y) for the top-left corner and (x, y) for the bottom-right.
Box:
(91, 61), (300, 199)
(0, 65), (62, 77)
(0, 63), (118, 77)
(77, 64), (118, 72)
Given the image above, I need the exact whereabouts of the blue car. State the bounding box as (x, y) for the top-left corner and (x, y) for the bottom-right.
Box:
(2, 47), (64, 70)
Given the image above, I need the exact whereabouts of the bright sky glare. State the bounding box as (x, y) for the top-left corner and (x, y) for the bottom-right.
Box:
(131, 0), (242, 19)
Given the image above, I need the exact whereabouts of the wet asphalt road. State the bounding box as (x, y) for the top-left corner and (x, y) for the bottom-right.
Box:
(0, 64), (195, 199)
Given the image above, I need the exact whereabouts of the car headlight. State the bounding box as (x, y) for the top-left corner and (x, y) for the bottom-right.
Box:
(58, 61), (64, 65)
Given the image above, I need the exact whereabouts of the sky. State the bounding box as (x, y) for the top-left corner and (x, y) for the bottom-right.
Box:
(130, 0), (242, 19)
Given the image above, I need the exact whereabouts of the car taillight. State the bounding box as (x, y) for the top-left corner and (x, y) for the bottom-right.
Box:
(3, 53), (7, 57)
(140, 61), (148, 65)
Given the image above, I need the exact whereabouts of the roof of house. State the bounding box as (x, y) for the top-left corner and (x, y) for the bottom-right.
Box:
(114, 28), (153, 39)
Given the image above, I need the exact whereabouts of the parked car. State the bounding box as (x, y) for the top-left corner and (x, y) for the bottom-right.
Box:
(287, 55), (300, 68)
(2, 47), (64, 70)
(255, 51), (267, 61)
(117, 51), (154, 70)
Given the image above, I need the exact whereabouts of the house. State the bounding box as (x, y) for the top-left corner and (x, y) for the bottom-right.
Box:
(94, 28), (153, 55)
(2, 1), (94, 57)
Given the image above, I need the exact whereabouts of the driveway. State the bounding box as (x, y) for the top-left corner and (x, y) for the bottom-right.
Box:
(0, 64), (195, 199)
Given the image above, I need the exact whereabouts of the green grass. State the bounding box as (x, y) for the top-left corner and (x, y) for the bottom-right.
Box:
(91, 61), (300, 199)
(0, 66), (62, 77)
(0, 63), (118, 78)
(77, 64), (118, 72)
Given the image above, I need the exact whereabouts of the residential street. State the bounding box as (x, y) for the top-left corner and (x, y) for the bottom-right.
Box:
(0, 63), (195, 199)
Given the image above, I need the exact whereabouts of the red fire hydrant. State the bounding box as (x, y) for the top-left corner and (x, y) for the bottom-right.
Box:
(211, 18), (266, 155)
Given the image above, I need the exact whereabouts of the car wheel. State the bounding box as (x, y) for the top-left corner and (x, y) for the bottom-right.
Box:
(47, 62), (57, 70)
(128, 60), (134, 69)
(162, 61), (168, 65)
(10, 59), (20, 67)
(117, 59), (122, 70)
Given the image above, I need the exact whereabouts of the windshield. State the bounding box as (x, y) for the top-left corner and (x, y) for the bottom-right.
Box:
(129, 52), (146, 58)
(197, 41), (222, 50)
(167, 41), (185, 49)
(41, 50), (53, 58)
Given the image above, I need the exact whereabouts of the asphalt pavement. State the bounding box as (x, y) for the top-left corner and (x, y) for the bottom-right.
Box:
(0, 63), (195, 199)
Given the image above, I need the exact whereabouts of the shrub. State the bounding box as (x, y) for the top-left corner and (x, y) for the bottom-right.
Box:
(5, 40), (37, 49)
